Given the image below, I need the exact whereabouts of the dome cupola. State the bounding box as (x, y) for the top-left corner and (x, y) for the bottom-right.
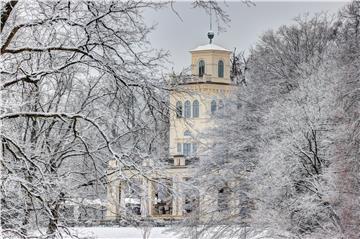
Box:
(189, 32), (231, 84)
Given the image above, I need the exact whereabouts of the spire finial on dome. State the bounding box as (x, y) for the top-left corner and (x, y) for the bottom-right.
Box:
(208, 30), (214, 44)
(207, 3), (214, 44)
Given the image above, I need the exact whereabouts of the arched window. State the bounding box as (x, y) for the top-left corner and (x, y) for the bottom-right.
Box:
(192, 100), (199, 118)
(184, 100), (191, 118)
(198, 60), (205, 77)
(219, 99), (224, 110)
(211, 100), (217, 114)
(176, 101), (182, 118)
(184, 130), (191, 137)
(218, 60), (224, 78)
(218, 187), (230, 210)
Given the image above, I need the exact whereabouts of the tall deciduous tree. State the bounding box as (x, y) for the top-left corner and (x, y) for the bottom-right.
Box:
(1, 0), (169, 237)
(178, 2), (359, 238)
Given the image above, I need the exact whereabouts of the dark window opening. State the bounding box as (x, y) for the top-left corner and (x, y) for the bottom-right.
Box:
(218, 187), (230, 211)
(211, 100), (217, 114)
(153, 179), (173, 216)
(193, 100), (199, 118)
(218, 60), (224, 78)
(198, 60), (205, 77)
(184, 100), (191, 118)
(176, 101), (182, 118)
(183, 143), (191, 156)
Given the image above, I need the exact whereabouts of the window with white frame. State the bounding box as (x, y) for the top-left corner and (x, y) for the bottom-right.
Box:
(176, 101), (182, 118)
(184, 100), (191, 118)
(183, 143), (191, 156)
(218, 60), (224, 78)
(219, 99), (224, 110)
(211, 100), (217, 114)
(177, 142), (198, 156)
(192, 100), (199, 118)
(198, 60), (205, 77)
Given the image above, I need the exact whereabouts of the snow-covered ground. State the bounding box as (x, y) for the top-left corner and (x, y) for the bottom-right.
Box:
(67, 227), (178, 239)
(66, 226), (271, 239)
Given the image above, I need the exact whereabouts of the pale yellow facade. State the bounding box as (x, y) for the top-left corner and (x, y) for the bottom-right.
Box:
(106, 40), (236, 221)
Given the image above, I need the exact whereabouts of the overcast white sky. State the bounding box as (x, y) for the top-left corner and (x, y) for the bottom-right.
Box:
(144, 1), (348, 72)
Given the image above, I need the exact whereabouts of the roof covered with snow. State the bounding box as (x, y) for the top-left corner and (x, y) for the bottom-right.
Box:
(190, 43), (231, 53)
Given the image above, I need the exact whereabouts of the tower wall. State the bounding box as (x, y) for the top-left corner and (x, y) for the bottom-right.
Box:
(190, 50), (232, 84)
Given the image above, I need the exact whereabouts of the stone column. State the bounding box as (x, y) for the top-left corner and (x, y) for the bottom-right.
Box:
(119, 182), (125, 216)
(141, 179), (149, 218)
(172, 176), (179, 216)
(176, 176), (184, 217)
(105, 160), (120, 220)
(147, 180), (154, 216)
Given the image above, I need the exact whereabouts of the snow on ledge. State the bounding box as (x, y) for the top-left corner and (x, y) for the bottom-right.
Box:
(190, 43), (231, 52)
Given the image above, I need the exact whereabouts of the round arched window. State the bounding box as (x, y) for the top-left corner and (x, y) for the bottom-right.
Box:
(184, 100), (191, 118)
(176, 101), (182, 118)
(219, 99), (224, 110)
(218, 60), (224, 78)
(193, 100), (199, 118)
(211, 100), (217, 114)
(198, 60), (205, 77)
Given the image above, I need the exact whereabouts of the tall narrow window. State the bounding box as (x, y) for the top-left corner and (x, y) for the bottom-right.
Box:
(183, 143), (191, 156)
(192, 100), (199, 118)
(219, 99), (224, 110)
(176, 101), (182, 118)
(218, 187), (230, 210)
(211, 100), (217, 114)
(184, 100), (191, 118)
(198, 60), (205, 77)
(218, 60), (224, 78)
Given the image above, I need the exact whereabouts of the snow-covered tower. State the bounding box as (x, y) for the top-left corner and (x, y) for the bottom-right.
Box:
(169, 31), (233, 164)
(106, 31), (236, 220)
